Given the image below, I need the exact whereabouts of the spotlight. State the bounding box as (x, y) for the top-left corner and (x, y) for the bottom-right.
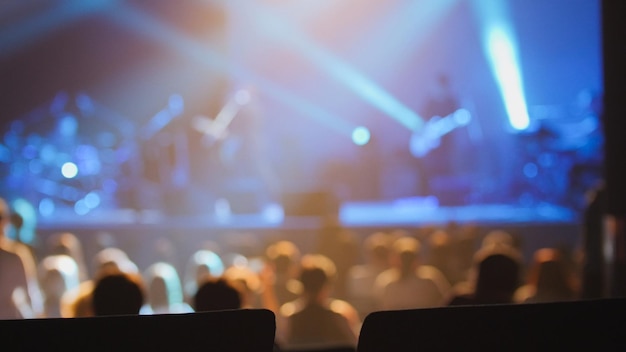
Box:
(247, 5), (424, 131)
(61, 162), (78, 179)
(474, 0), (530, 131)
(486, 26), (530, 131)
(352, 126), (371, 146)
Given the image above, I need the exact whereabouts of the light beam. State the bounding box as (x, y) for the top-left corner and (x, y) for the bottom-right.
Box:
(242, 3), (425, 131)
(473, 0), (530, 131)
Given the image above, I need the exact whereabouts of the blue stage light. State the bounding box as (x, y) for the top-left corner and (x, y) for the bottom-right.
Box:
(74, 200), (89, 216)
(245, 4), (424, 131)
(12, 198), (37, 244)
(473, 0), (530, 131)
(75, 93), (95, 115)
(84, 192), (101, 209)
(40, 144), (56, 164)
(523, 162), (538, 178)
(353, 0), (459, 81)
(486, 26), (530, 131)
(61, 162), (78, 179)
(59, 114), (78, 137)
(29, 159), (44, 174)
(352, 126), (371, 146)
(39, 198), (55, 217)
(109, 4), (354, 138)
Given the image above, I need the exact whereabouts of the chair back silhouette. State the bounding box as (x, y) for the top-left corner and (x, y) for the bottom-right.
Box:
(357, 299), (626, 351)
(283, 347), (355, 352)
(0, 309), (276, 352)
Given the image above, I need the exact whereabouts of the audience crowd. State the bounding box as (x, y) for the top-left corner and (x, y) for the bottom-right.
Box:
(0, 197), (583, 351)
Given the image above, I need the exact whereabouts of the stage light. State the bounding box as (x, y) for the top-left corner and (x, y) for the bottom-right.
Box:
(473, 0), (530, 131)
(61, 162), (78, 179)
(29, 159), (43, 174)
(12, 198), (37, 244)
(523, 162), (538, 178)
(76, 93), (95, 115)
(354, 0), (459, 78)
(22, 144), (38, 159)
(59, 114), (78, 137)
(352, 126), (371, 146)
(39, 198), (55, 217)
(215, 198), (231, 223)
(40, 144), (56, 163)
(263, 203), (284, 224)
(84, 192), (101, 209)
(74, 200), (89, 216)
(110, 4), (353, 137)
(0, 145), (10, 163)
(486, 26), (530, 131)
(245, 4), (424, 131)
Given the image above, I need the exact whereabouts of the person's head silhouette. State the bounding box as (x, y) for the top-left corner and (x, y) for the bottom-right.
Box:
(92, 273), (144, 316)
(193, 278), (242, 312)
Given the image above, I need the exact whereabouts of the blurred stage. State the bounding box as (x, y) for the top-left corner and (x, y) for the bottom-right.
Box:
(0, 1), (599, 269)
(37, 200), (577, 231)
(31, 199), (582, 275)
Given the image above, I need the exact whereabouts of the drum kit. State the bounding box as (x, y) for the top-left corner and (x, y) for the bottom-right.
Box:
(0, 89), (254, 217)
(518, 96), (603, 208)
(0, 92), (136, 215)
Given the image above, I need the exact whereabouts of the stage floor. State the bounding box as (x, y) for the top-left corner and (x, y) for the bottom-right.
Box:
(32, 200), (583, 272)
(37, 199), (579, 231)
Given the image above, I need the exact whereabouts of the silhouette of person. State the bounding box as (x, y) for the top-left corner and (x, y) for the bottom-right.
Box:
(448, 246), (522, 306)
(423, 74), (459, 120)
(183, 250), (225, 304)
(141, 262), (192, 315)
(347, 232), (393, 317)
(60, 247), (139, 318)
(0, 198), (39, 319)
(92, 272), (145, 316)
(374, 236), (450, 310)
(413, 73), (462, 198)
(265, 241), (302, 307)
(38, 255), (80, 318)
(206, 86), (278, 205)
(279, 254), (359, 350)
(514, 248), (578, 303)
(193, 278), (242, 312)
